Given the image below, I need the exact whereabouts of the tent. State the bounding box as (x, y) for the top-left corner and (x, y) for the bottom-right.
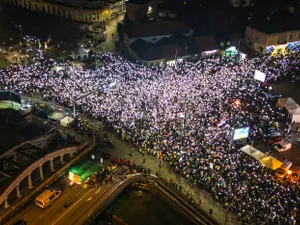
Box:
(276, 97), (297, 109)
(60, 116), (74, 127)
(240, 145), (283, 170)
(259, 156), (283, 170)
(240, 145), (267, 161)
(290, 107), (300, 123)
(276, 97), (300, 122)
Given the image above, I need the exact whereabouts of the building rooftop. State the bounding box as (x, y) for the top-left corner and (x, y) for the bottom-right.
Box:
(126, 21), (192, 38)
(130, 39), (190, 61)
(249, 20), (300, 34)
(192, 35), (218, 52)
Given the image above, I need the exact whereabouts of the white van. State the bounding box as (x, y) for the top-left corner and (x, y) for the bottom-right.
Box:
(274, 141), (292, 152)
(35, 188), (61, 208)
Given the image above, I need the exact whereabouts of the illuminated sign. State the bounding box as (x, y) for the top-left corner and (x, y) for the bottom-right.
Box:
(233, 127), (250, 140)
(254, 70), (266, 82)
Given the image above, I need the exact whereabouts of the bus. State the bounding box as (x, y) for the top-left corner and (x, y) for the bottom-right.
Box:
(35, 188), (61, 208)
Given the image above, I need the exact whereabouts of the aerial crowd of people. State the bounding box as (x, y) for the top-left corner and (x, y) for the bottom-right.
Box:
(0, 45), (300, 224)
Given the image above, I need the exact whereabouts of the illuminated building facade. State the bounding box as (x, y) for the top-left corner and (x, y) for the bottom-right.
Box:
(229, 0), (255, 7)
(3, 0), (125, 22)
(245, 25), (300, 55)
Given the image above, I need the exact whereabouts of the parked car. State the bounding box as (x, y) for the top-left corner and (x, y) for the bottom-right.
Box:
(12, 219), (27, 225)
(274, 141), (292, 152)
(268, 136), (284, 145)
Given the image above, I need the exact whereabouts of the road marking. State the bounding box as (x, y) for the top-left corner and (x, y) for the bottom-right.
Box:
(75, 189), (84, 197)
(52, 189), (93, 225)
(94, 187), (102, 194)
(86, 197), (92, 202)
(113, 215), (128, 225)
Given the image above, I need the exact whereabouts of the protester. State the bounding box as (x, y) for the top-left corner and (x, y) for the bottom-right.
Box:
(0, 47), (299, 224)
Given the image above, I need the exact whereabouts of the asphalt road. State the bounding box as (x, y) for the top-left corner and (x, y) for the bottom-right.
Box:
(7, 173), (124, 225)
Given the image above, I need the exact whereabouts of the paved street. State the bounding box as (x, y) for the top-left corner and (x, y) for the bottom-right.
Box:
(97, 14), (124, 52)
(270, 79), (300, 168)
(7, 170), (124, 225)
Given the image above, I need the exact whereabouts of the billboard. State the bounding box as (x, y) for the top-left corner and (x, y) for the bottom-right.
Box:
(254, 70), (266, 82)
(233, 127), (250, 140)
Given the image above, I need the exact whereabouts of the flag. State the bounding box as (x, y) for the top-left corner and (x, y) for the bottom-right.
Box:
(178, 112), (185, 118)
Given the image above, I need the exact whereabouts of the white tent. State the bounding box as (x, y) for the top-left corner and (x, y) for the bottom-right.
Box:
(290, 107), (300, 123)
(276, 97), (300, 122)
(60, 116), (74, 127)
(276, 97), (297, 109)
(240, 145), (267, 161)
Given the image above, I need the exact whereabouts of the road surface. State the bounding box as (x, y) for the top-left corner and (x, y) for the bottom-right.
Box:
(7, 170), (126, 225)
(98, 14), (124, 52)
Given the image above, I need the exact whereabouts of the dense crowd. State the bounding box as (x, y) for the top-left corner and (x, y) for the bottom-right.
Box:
(1, 48), (300, 224)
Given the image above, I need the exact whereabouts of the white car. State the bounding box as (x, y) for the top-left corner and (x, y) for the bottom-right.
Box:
(274, 141), (292, 152)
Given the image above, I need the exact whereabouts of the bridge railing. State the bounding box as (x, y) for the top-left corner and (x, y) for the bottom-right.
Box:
(0, 143), (95, 224)
(81, 174), (217, 225)
(80, 174), (149, 225)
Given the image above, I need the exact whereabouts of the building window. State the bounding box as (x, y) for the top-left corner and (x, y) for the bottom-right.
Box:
(290, 33), (293, 41)
(97, 13), (99, 20)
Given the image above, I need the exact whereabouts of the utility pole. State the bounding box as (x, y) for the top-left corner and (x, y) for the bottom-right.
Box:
(174, 48), (178, 68)
(9, 91), (13, 107)
(181, 94), (187, 146)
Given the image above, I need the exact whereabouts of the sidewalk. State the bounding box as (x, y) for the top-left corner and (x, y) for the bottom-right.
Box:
(101, 132), (241, 225)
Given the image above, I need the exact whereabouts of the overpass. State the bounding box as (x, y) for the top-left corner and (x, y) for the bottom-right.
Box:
(0, 142), (95, 224)
(0, 145), (80, 209)
(78, 174), (218, 225)
(6, 173), (217, 225)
